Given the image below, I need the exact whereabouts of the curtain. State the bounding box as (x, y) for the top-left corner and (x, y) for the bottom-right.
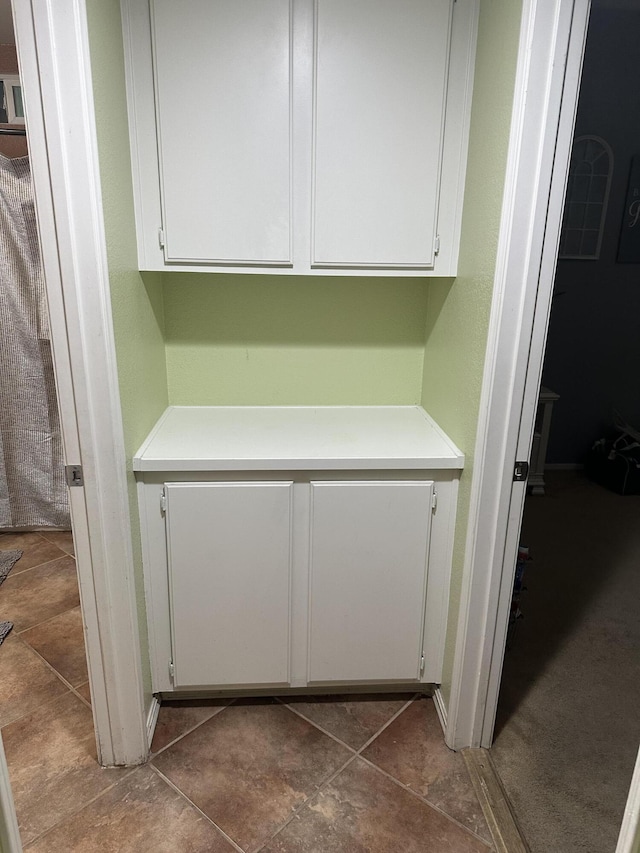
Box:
(0, 154), (69, 528)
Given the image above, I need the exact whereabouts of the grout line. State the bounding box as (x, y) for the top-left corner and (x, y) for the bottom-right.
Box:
(16, 601), (82, 637)
(253, 751), (361, 853)
(149, 764), (246, 853)
(71, 681), (92, 710)
(274, 698), (358, 754)
(16, 632), (86, 692)
(0, 636), (88, 730)
(274, 692), (418, 757)
(354, 694), (419, 755)
(149, 700), (233, 757)
(1, 551), (74, 581)
(357, 753), (494, 848)
(21, 766), (139, 850)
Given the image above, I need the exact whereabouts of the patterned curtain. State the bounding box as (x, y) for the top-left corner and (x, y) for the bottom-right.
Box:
(0, 154), (69, 528)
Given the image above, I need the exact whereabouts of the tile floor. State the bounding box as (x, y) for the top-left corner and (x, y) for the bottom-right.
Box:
(0, 531), (495, 852)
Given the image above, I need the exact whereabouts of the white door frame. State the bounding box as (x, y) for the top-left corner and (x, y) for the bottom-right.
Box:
(444, 0), (591, 751)
(9, 0), (148, 767)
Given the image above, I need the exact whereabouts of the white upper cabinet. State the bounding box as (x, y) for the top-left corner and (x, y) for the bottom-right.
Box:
(122, 0), (478, 276)
(152, 0), (292, 265)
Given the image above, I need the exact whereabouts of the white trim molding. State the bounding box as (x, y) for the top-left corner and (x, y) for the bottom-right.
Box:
(13, 0), (148, 765)
(433, 687), (448, 736)
(0, 733), (22, 853)
(444, 0), (591, 750)
(146, 695), (161, 751)
(615, 747), (640, 853)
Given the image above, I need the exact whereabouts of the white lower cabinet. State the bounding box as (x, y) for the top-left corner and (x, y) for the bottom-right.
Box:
(165, 481), (294, 688)
(307, 481), (433, 683)
(134, 406), (464, 695)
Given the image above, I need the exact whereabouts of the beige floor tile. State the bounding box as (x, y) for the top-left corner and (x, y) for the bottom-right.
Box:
(24, 766), (236, 853)
(20, 606), (88, 686)
(76, 681), (92, 704)
(362, 697), (492, 843)
(262, 757), (492, 853)
(0, 635), (69, 727)
(153, 700), (351, 852)
(0, 532), (65, 574)
(284, 693), (413, 749)
(3, 691), (126, 845)
(1, 556), (79, 631)
(151, 698), (230, 753)
(39, 530), (75, 557)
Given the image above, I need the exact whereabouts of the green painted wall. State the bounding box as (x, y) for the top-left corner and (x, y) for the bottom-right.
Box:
(162, 274), (429, 405)
(86, 0), (169, 704)
(420, 0), (524, 702)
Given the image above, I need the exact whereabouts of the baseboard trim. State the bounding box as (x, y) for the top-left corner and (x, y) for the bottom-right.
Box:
(146, 695), (161, 751)
(462, 748), (531, 853)
(433, 686), (448, 735)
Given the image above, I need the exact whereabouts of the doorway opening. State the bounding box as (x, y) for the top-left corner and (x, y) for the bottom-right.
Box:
(491, 3), (640, 850)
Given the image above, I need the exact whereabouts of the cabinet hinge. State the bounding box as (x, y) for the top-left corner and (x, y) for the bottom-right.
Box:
(65, 464), (84, 487)
(513, 460), (530, 482)
(434, 234), (441, 255)
(160, 488), (167, 514)
(158, 228), (165, 249)
(431, 488), (437, 513)
(168, 659), (175, 680)
(420, 653), (425, 675)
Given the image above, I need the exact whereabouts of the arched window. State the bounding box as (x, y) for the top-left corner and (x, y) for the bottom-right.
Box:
(559, 135), (613, 260)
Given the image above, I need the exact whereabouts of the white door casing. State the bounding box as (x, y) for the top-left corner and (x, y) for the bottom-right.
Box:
(11, 0), (148, 766)
(444, 0), (591, 750)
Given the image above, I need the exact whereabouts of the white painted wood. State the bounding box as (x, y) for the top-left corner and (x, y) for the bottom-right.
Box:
(433, 687), (448, 735)
(420, 475), (458, 684)
(615, 747), (640, 853)
(151, 0), (292, 265)
(307, 480), (432, 683)
(146, 695), (161, 750)
(13, 0), (148, 765)
(137, 468), (457, 693)
(165, 482), (293, 687)
(311, 0), (451, 268)
(0, 733), (21, 853)
(138, 479), (174, 692)
(121, 0), (478, 276)
(445, 0), (591, 751)
(133, 406), (465, 472)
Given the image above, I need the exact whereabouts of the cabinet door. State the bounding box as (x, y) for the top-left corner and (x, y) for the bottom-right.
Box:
(312, 0), (452, 268)
(308, 481), (433, 682)
(165, 482), (293, 687)
(151, 0), (292, 265)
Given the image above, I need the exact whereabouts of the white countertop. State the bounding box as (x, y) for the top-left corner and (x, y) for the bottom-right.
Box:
(133, 406), (465, 472)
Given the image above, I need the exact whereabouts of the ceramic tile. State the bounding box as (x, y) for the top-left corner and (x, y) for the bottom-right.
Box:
(262, 757), (491, 853)
(362, 698), (492, 843)
(40, 529), (75, 556)
(2, 691), (127, 845)
(284, 693), (413, 749)
(0, 555), (80, 631)
(151, 698), (230, 753)
(20, 606), (88, 686)
(0, 532), (65, 574)
(24, 765), (236, 853)
(0, 635), (68, 727)
(153, 700), (351, 852)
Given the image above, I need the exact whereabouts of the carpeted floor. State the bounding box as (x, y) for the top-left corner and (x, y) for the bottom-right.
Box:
(492, 470), (640, 853)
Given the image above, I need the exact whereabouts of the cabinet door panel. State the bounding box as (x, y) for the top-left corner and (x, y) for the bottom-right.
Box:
(308, 481), (433, 682)
(165, 482), (292, 687)
(312, 0), (452, 268)
(151, 0), (292, 265)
